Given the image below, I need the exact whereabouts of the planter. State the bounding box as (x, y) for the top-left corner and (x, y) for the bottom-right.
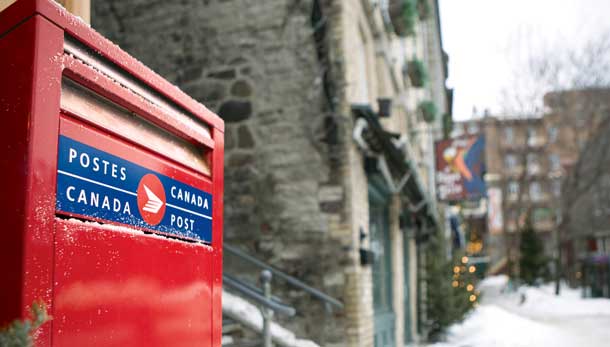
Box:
(417, 0), (431, 20)
(442, 112), (453, 138)
(377, 98), (392, 118)
(418, 100), (437, 123)
(388, 0), (416, 37)
(406, 59), (427, 88)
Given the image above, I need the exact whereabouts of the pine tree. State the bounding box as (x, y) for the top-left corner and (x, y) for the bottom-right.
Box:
(519, 216), (549, 285)
(0, 302), (50, 347)
(424, 231), (475, 341)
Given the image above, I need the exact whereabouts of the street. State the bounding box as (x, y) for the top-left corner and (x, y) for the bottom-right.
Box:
(428, 276), (610, 347)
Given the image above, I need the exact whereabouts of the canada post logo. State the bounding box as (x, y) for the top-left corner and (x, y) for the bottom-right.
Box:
(56, 135), (213, 243)
(137, 174), (166, 225)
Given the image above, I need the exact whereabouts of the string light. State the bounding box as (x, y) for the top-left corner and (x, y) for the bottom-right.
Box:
(468, 265), (476, 273)
(467, 284), (474, 291)
(452, 280), (459, 288)
(469, 295), (477, 302)
(461, 256), (469, 264)
(454, 266), (460, 273)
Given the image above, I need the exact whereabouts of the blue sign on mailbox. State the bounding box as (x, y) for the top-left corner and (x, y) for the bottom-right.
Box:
(56, 135), (213, 243)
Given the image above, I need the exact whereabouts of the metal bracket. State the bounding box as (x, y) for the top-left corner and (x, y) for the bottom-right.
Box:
(377, 155), (411, 194)
(407, 198), (427, 213)
(353, 117), (371, 154)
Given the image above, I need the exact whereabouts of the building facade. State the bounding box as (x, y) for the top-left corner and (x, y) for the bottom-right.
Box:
(93, 0), (450, 346)
(544, 89), (610, 291)
(454, 88), (610, 278)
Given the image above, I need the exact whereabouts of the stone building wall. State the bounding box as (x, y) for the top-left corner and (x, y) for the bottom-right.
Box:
(93, 0), (448, 346)
(93, 0), (362, 345)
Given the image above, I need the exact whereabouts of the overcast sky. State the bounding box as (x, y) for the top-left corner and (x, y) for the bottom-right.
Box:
(439, 0), (610, 120)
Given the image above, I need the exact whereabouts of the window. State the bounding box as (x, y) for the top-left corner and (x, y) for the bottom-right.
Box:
(533, 208), (553, 223)
(527, 127), (536, 138)
(505, 154), (517, 170)
(551, 179), (561, 197)
(507, 181), (519, 200)
(548, 126), (558, 143)
(549, 154), (561, 172)
(468, 122), (479, 134)
(527, 127), (539, 146)
(530, 181), (542, 201)
(369, 183), (395, 347)
(452, 124), (465, 138)
(507, 210), (518, 232)
(504, 127), (514, 142)
(527, 153), (540, 174)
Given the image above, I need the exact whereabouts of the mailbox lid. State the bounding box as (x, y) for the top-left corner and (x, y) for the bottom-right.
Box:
(0, 0), (224, 134)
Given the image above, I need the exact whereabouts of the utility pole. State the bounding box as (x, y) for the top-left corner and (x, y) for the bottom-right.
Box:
(554, 208), (562, 295)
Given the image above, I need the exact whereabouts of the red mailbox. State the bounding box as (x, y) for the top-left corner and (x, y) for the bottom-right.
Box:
(0, 1), (224, 346)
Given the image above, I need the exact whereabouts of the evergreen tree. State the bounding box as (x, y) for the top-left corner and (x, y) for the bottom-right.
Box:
(519, 216), (549, 285)
(0, 302), (49, 347)
(424, 230), (475, 341)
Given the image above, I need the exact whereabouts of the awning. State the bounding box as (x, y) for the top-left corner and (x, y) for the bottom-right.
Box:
(351, 104), (441, 230)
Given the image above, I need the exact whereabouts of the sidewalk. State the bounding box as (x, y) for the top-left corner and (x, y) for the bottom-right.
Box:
(426, 276), (610, 347)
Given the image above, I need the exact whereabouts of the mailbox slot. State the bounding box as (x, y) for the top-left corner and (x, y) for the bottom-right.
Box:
(64, 36), (212, 145)
(61, 78), (211, 176)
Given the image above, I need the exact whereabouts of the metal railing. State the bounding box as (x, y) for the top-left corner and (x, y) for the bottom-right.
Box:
(223, 243), (344, 347)
(223, 273), (296, 317)
(224, 243), (344, 310)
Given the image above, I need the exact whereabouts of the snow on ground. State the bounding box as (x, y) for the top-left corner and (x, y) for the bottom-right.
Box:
(223, 291), (319, 347)
(428, 276), (610, 347)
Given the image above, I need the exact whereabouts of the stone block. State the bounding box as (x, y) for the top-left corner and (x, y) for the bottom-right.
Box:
(231, 79), (253, 97)
(237, 125), (256, 148)
(318, 185), (344, 202)
(207, 68), (237, 80)
(218, 100), (253, 122)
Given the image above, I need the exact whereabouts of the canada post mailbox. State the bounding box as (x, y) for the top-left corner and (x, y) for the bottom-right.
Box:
(0, 1), (224, 346)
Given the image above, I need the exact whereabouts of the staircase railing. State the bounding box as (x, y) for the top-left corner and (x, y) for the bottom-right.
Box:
(223, 273), (296, 316)
(224, 243), (344, 311)
(223, 243), (343, 347)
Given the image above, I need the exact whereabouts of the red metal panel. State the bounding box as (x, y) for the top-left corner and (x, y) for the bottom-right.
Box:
(0, 1), (224, 345)
(211, 127), (225, 347)
(0, 12), (63, 346)
(53, 219), (213, 347)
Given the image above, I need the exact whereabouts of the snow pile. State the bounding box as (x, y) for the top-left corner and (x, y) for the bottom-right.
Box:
(222, 291), (319, 347)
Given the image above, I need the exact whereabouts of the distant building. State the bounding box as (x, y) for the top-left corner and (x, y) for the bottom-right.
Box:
(454, 88), (610, 278)
(453, 116), (553, 274)
(544, 88), (610, 291)
(94, 0), (450, 346)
